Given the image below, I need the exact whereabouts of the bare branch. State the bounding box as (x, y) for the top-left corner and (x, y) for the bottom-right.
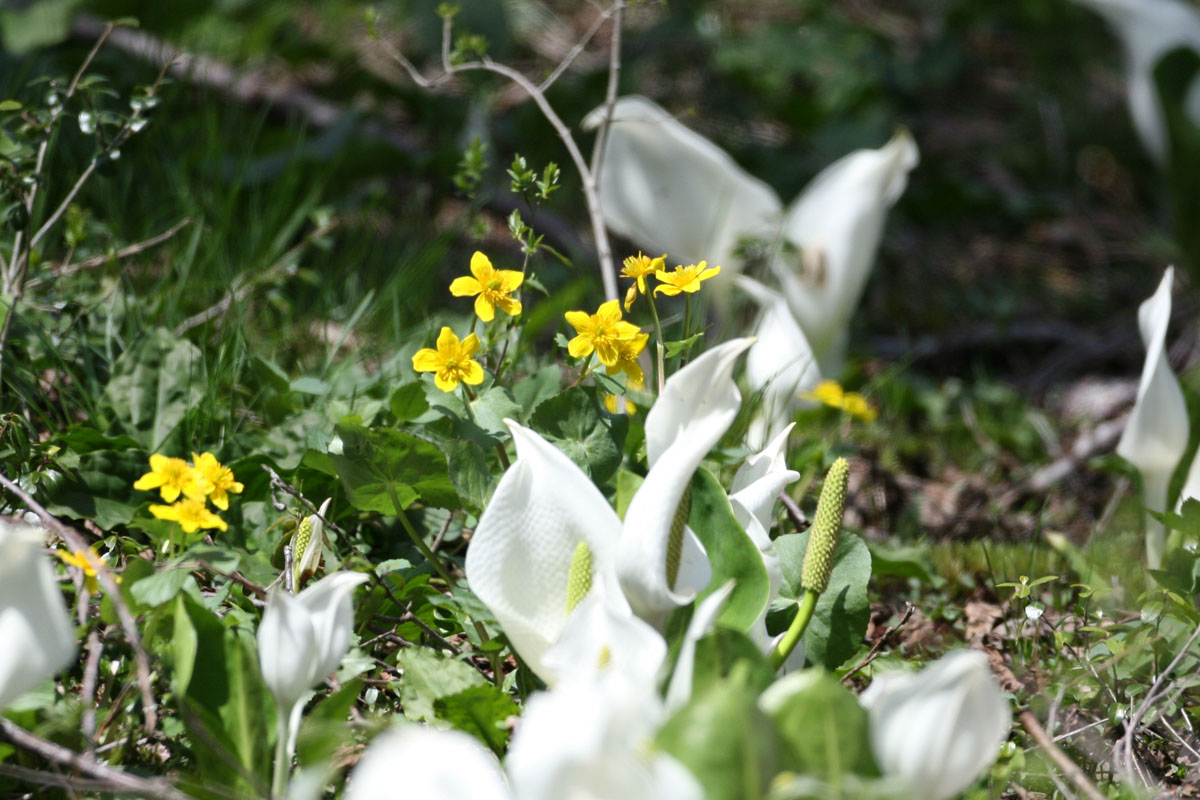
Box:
(26, 218), (192, 290)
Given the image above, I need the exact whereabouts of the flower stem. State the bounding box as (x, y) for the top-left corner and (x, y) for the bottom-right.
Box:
(571, 352), (594, 387)
(387, 485), (455, 586)
(769, 589), (819, 670)
(646, 291), (666, 393)
(271, 706), (290, 799)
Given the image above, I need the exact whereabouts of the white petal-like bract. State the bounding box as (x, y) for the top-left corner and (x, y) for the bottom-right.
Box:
(861, 650), (1011, 800)
(345, 726), (511, 800)
(0, 521), (76, 711)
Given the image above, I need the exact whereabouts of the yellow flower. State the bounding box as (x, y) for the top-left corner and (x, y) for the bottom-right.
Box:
(57, 548), (120, 594)
(192, 452), (244, 511)
(801, 380), (877, 423)
(149, 497), (229, 533)
(412, 326), (486, 392)
(133, 454), (203, 502)
(564, 300), (642, 367)
(653, 261), (721, 296)
(449, 251), (524, 322)
(621, 252), (666, 310)
(604, 394), (637, 415)
(604, 331), (649, 389)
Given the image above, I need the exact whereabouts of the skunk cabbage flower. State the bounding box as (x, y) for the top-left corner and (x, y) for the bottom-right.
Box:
(729, 423), (799, 600)
(588, 95), (917, 375)
(466, 339), (755, 681)
(0, 521), (76, 711)
(257, 571), (368, 754)
(1116, 267), (1186, 568)
(737, 277), (822, 449)
(345, 726), (510, 800)
(769, 128), (918, 376)
(860, 650), (1011, 800)
(584, 96), (780, 271)
(1071, 0), (1200, 165)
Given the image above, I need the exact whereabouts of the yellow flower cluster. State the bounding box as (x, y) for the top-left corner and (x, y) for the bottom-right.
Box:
(564, 300), (644, 367)
(134, 452), (242, 532)
(801, 380), (878, 423)
(621, 252), (721, 310)
(450, 251), (524, 322)
(412, 327), (484, 392)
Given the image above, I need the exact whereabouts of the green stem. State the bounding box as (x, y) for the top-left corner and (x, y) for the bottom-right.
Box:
(680, 293), (692, 368)
(388, 486), (455, 586)
(271, 705), (290, 799)
(571, 352), (594, 387)
(770, 589), (819, 670)
(646, 291), (666, 393)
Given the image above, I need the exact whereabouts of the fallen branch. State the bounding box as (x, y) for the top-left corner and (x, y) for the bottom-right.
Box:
(25, 218), (192, 291)
(0, 719), (188, 800)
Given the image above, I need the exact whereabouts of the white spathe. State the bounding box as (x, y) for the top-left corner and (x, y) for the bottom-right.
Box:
(466, 339), (755, 680)
(588, 95), (917, 375)
(769, 128), (918, 377)
(664, 580), (734, 712)
(257, 571), (368, 751)
(584, 96), (781, 271)
(738, 277), (822, 449)
(0, 521), (76, 711)
(1116, 267), (1186, 568)
(345, 726), (511, 800)
(1072, 0), (1200, 165)
(860, 649), (1012, 800)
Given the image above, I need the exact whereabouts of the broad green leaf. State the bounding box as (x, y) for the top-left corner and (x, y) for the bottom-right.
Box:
(761, 668), (876, 781)
(687, 467), (770, 632)
(776, 531), (871, 670)
(615, 469), (643, 520)
(529, 387), (627, 483)
(297, 679), (364, 767)
(657, 668), (784, 800)
(0, 0), (81, 54)
(434, 684), (518, 755)
(868, 543), (940, 586)
(171, 594), (198, 696)
(330, 422), (459, 513)
(444, 438), (496, 510)
(53, 426), (140, 454)
(390, 382), (430, 422)
(512, 365), (562, 418)
(44, 449), (143, 529)
(397, 648), (486, 723)
(103, 328), (206, 450)
(130, 566), (196, 608)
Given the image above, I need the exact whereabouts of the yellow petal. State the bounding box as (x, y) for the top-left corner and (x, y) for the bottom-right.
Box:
(449, 276), (481, 297)
(148, 453), (170, 472)
(412, 348), (443, 372)
(460, 333), (482, 358)
(567, 336), (594, 359)
(160, 484), (181, 503)
(699, 265), (721, 281)
(624, 285), (638, 312)
(435, 326), (460, 352)
(564, 310), (593, 334)
(495, 295), (523, 317)
(474, 294), (496, 322)
(596, 299), (622, 322)
(461, 361), (485, 385)
(595, 342), (620, 367)
(133, 472), (164, 490)
(470, 251), (494, 280)
(498, 270), (525, 292)
(149, 503), (179, 521)
(434, 371), (459, 392)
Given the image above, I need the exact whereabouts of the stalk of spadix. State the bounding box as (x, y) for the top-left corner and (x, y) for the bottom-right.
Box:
(770, 458), (849, 670)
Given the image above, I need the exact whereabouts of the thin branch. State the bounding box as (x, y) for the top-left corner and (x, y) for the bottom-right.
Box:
(81, 629), (104, 752)
(840, 603), (914, 684)
(0, 719), (189, 800)
(1017, 709), (1107, 800)
(259, 464), (348, 539)
(539, 5), (614, 93)
(1120, 619), (1200, 784)
(0, 471), (158, 734)
(26, 218), (192, 290)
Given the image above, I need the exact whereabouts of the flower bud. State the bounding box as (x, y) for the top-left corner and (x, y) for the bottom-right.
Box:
(800, 458), (848, 593)
(860, 650), (1012, 800)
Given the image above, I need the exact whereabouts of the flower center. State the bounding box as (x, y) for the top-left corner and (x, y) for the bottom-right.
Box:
(565, 540), (593, 613)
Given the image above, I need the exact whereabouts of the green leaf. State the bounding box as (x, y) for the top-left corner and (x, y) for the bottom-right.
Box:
(761, 668), (876, 781)
(434, 684), (518, 756)
(0, 100), (21, 111)
(130, 566), (196, 608)
(687, 467), (770, 632)
(390, 382), (430, 422)
(867, 543), (940, 586)
(297, 679), (363, 767)
(529, 387), (627, 483)
(53, 427), (140, 454)
(0, 0), (82, 54)
(397, 648), (487, 723)
(330, 423), (459, 513)
(689, 628), (776, 699)
(657, 668), (785, 800)
(171, 594), (198, 696)
(44, 449), (143, 529)
(615, 469), (643, 520)
(444, 438), (496, 510)
(663, 331), (705, 359)
(776, 531), (871, 670)
(103, 328), (206, 450)
(512, 365), (562, 418)
(289, 376), (331, 396)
